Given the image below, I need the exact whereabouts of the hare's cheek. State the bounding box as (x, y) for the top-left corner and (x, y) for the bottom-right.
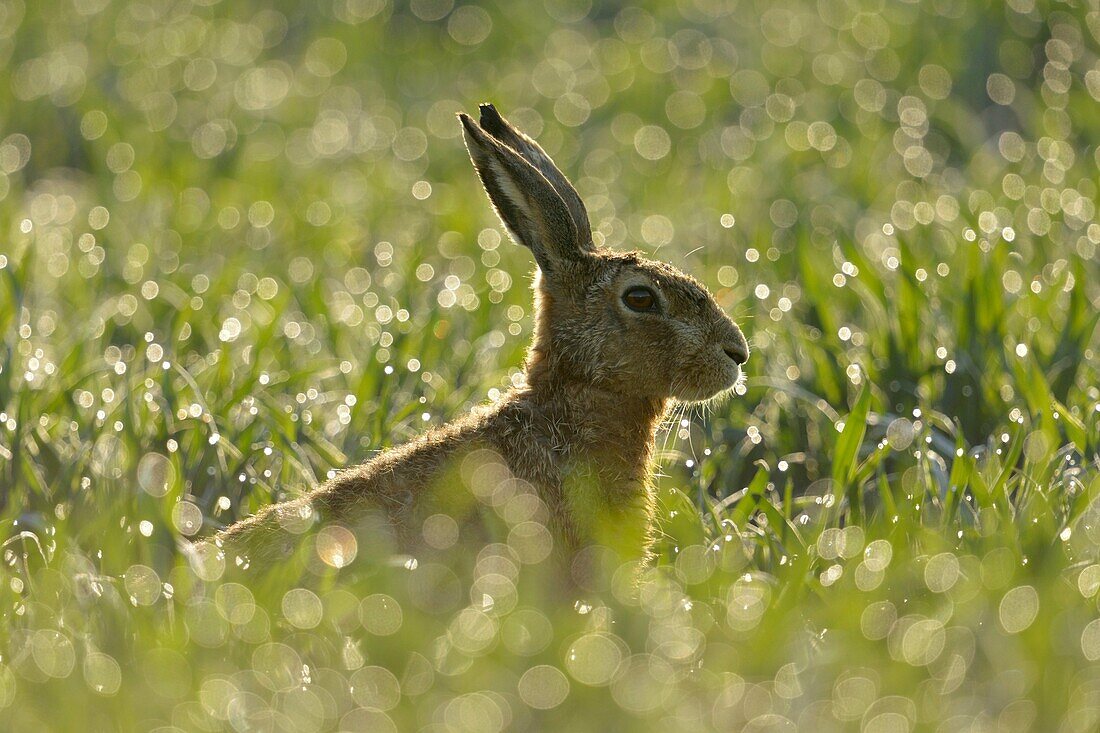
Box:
(665, 319), (695, 342)
(671, 323), (708, 359)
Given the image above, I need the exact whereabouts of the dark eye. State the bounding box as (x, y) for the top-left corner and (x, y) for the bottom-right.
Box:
(622, 286), (657, 312)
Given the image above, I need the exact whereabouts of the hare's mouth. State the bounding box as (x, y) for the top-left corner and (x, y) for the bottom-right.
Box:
(670, 364), (743, 404)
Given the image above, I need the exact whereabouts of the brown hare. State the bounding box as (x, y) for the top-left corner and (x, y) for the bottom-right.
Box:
(211, 104), (748, 571)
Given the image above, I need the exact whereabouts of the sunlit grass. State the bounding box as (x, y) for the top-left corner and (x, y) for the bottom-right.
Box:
(1, 0), (1099, 730)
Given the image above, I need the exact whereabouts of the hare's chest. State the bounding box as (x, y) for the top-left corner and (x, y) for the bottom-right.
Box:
(557, 456), (656, 565)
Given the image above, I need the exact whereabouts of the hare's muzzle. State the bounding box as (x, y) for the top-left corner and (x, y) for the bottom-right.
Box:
(720, 321), (750, 366)
(723, 343), (749, 365)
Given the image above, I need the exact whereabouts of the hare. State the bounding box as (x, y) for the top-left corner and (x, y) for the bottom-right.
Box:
(211, 104), (748, 571)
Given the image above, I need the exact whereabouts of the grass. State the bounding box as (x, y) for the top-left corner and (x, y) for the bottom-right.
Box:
(1, 0), (1099, 730)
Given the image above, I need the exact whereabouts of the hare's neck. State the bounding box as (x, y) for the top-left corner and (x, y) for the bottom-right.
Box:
(530, 383), (668, 479)
(518, 383), (668, 562)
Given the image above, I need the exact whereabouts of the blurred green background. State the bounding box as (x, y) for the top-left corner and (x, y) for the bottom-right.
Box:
(1, 0), (1099, 730)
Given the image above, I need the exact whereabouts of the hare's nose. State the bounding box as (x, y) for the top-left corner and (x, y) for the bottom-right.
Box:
(723, 342), (749, 365)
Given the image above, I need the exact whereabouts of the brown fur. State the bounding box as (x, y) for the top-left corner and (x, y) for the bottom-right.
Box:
(210, 104), (748, 570)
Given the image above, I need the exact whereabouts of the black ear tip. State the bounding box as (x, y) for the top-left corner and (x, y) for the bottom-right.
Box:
(457, 112), (479, 134)
(478, 103), (502, 127)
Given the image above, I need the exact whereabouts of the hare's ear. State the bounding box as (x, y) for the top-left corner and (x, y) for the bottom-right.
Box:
(476, 103), (593, 249)
(459, 110), (592, 275)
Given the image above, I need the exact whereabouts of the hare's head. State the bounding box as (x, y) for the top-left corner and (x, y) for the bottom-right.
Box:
(460, 104), (748, 404)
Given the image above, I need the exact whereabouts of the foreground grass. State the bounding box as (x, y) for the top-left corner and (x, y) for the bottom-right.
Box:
(1, 0), (1099, 730)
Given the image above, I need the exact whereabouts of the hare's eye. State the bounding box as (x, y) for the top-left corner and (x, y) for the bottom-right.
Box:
(622, 287), (657, 312)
